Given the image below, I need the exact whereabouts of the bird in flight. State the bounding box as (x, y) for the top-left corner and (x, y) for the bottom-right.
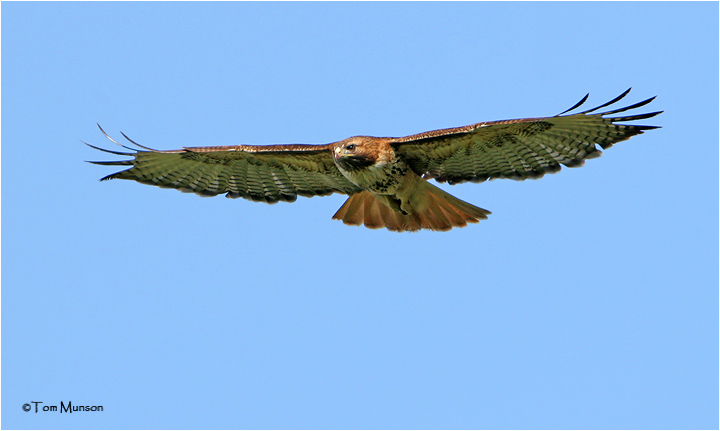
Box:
(88, 89), (661, 232)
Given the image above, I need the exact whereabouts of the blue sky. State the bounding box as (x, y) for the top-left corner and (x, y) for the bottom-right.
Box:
(2, 2), (717, 429)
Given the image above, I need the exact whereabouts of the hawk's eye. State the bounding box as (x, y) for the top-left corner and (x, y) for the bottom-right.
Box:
(345, 144), (356, 151)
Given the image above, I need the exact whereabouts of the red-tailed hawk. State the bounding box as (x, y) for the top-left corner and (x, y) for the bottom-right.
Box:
(88, 89), (661, 232)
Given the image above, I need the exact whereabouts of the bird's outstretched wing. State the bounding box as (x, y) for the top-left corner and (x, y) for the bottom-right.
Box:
(389, 89), (662, 184)
(87, 126), (361, 203)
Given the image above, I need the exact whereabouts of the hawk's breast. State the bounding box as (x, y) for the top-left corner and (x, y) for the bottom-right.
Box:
(337, 155), (410, 195)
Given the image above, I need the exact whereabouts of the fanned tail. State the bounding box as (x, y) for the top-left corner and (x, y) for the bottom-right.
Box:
(332, 182), (491, 232)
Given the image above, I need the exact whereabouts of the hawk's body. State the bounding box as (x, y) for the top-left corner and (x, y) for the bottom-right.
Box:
(88, 89), (661, 232)
(329, 136), (492, 230)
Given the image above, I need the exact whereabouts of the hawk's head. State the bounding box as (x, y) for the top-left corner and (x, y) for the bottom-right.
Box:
(332, 137), (381, 172)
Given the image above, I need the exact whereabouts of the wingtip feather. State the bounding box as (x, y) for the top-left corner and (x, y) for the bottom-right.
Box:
(557, 93), (590, 116)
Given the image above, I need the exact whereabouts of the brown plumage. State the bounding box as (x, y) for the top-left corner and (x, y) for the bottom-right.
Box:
(87, 89), (661, 232)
